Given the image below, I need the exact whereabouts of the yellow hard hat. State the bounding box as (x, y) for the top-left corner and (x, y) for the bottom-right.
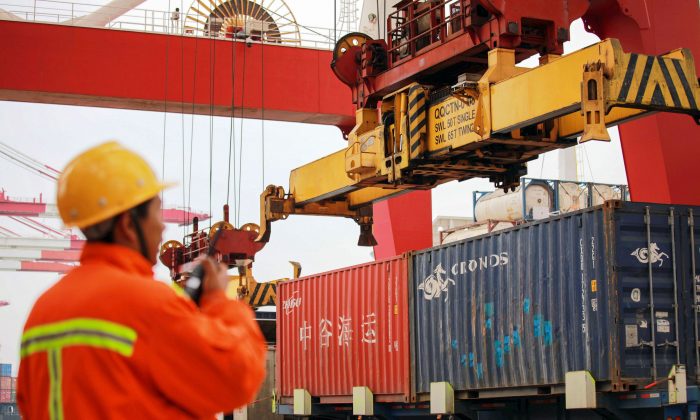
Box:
(57, 141), (173, 228)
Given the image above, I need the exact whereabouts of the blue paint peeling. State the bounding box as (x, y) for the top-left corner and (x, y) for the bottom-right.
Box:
(544, 321), (553, 346)
(451, 339), (458, 349)
(513, 328), (521, 347)
(476, 363), (483, 379)
(504, 336), (510, 353)
(485, 318), (492, 329)
(468, 352), (474, 368)
(534, 314), (543, 337)
(460, 353), (468, 367)
(495, 340), (503, 368)
(485, 302), (494, 317)
(523, 298), (531, 314)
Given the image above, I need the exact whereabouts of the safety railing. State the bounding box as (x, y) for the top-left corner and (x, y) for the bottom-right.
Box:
(386, 0), (470, 66)
(0, 0), (345, 50)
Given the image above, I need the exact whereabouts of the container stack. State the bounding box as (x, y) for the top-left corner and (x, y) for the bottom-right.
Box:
(0, 363), (16, 406)
(276, 201), (700, 417)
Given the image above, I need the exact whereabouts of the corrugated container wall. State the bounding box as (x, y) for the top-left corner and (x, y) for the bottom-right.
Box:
(277, 256), (410, 403)
(411, 202), (699, 396)
(0, 378), (9, 390)
(0, 365), (10, 377)
(232, 347), (276, 420)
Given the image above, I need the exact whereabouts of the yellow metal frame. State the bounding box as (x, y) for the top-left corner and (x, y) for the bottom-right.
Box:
(226, 261), (301, 307)
(256, 38), (700, 245)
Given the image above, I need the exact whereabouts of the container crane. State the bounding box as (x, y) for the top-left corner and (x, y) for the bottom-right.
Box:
(255, 0), (700, 246)
(0, 141), (210, 225)
(0, 142), (210, 273)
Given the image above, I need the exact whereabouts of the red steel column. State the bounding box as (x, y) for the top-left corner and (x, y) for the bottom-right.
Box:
(373, 190), (432, 260)
(584, 0), (700, 204)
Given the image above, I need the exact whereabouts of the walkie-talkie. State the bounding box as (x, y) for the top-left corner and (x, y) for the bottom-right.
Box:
(183, 227), (224, 306)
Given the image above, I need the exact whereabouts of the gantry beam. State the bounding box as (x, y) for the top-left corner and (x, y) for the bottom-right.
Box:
(0, 21), (355, 131)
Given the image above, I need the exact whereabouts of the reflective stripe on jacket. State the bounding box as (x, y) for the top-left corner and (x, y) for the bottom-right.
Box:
(17, 242), (266, 419)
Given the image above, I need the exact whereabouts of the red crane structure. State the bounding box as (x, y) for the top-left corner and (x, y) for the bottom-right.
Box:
(0, 0), (698, 259)
(0, 141), (210, 273)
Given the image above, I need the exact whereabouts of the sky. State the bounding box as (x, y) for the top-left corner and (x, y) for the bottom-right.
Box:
(0, 3), (628, 373)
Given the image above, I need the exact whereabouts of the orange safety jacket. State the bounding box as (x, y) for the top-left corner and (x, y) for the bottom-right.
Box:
(17, 242), (266, 419)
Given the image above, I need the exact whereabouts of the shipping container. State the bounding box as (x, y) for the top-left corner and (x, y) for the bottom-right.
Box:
(276, 256), (410, 404)
(411, 201), (699, 398)
(0, 403), (19, 417)
(8, 379), (14, 391)
(229, 346), (277, 420)
(474, 181), (552, 221)
(557, 181), (588, 213)
(0, 378), (9, 391)
(0, 366), (10, 377)
(473, 178), (628, 222)
(0, 390), (9, 404)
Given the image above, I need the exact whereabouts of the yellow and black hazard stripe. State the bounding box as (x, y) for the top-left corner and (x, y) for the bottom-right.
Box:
(248, 282), (277, 307)
(408, 84), (427, 159)
(617, 53), (698, 109)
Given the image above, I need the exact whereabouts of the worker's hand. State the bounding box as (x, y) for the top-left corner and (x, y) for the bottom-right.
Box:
(200, 257), (229, 294)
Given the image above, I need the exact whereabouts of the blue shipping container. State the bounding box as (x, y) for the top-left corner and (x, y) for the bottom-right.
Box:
(411, 201), (699, 396)
(0, 364), (10, 377)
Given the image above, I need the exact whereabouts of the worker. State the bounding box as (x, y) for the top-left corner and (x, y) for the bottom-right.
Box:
(170, 8), (180, 33)
(17, 142), (266, 419)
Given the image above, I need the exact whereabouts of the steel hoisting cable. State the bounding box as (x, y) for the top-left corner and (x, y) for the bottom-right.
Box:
(162, 0), (172, 213)
(180, 6), (186, 234)
(209, 27), (217, 229)
(236, 16), (249, 228)
(261, 31), (265, 190)
(376, 0), (380, 39)
(226, 20), (238, 211)
(539, 154), (545, 178)
(187, 29), (201, 224)
(377, 0), (386, 39)
(583, 144), (596, 183)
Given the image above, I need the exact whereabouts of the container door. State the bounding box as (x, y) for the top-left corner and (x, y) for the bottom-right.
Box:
(680, 207), (700, 381)
(614, 204), (683, 382)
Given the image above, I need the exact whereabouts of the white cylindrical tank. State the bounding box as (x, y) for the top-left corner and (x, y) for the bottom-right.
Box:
(474, 183), (552, 221)
(557, 182), (588, 213)
(441, 221), (514, 244)
(590, 184), (622, 206)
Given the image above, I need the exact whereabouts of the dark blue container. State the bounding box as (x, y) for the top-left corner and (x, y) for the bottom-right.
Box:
(0, 364), (10, 377)
(411, 201), (699, 397)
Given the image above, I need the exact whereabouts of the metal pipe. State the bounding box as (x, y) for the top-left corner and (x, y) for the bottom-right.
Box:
(670, 207), (680, 363)
(645, 206), (657, 380)
(690, 209), (699, 376)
